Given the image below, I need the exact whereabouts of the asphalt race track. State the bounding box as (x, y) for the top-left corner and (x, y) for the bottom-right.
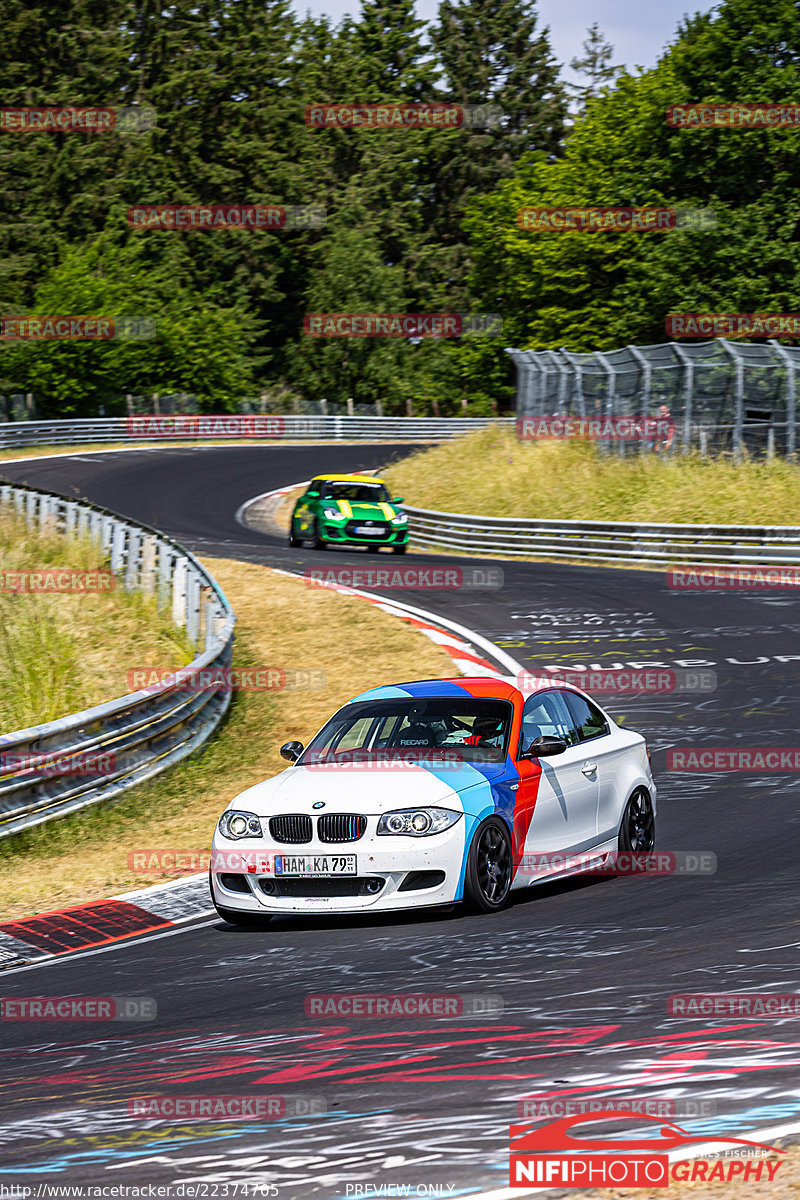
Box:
(1, 444), (799, 1195)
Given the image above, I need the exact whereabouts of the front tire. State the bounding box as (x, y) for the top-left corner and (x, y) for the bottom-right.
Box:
(311, 520), (328, 550)
(618, 788), (655, 852)
(288, 522), (301, 547)
(463, 817), (513, 913)
(394, 544), (407, 555)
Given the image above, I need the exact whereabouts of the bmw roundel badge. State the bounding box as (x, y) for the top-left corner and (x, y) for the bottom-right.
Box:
(312, 801), (325, 809)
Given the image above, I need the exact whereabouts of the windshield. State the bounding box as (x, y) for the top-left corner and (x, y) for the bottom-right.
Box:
(319, 481), (391, 503)
(300, 697), (512, 766)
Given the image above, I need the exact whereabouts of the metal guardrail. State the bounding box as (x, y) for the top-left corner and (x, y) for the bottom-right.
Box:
(0, 482), (236, 838)
(0, 416), (508, 448)
(405, 504), (800, 566)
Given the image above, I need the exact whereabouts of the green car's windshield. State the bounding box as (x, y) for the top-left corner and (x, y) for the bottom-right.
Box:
(300, 697), (512, 766)
(318, 481), (391, 503)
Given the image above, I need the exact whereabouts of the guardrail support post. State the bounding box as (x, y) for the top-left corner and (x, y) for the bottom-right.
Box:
(110, 521), (127, 575)
(64, 502), (78, 538)
(141, 535), (158, 595)
(172, 557), (189, 627)
(125, 529), (142, 591)
(185, 569), (201, 645)
(158, 542), (173, 610)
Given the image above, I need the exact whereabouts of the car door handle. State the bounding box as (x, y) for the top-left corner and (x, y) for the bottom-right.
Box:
(581, 761), (597, 775)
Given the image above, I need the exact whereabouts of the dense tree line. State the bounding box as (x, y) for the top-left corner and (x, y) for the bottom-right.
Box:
(0, 0), (796, 415)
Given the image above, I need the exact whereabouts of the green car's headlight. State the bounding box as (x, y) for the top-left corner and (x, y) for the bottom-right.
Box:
(323, 507), (346, 520)
(391, 513), (408, 525)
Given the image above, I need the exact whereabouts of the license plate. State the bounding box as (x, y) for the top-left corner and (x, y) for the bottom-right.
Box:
(354, 525), (378, 535)
(275, 854), (357, 876)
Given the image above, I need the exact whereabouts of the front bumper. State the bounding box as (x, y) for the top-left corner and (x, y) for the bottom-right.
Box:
(210, 825), (465, 915)
(321, 520), (409, 547)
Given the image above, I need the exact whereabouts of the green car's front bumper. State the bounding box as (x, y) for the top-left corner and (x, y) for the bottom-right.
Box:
(320, 516), (409, 547)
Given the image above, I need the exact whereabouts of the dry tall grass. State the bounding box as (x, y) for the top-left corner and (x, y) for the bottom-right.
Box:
(382, 427), (800, 524)
(0, 512), (191, 729)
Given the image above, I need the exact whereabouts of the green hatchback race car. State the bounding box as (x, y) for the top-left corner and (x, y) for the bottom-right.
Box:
(288, 473), (409, 553)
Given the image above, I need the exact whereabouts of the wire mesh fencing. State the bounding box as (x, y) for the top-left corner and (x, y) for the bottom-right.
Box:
(506, 338), (800, 456)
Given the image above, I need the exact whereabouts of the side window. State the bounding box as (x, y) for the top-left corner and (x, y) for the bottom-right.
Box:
(518, 691), (573, 756)
(561, 691), (609, 743)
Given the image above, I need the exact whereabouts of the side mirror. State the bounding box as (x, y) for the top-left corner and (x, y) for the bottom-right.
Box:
(522, 736), (567, 759)
(305, 490), (320, 500)
(280, 740), (304, 763)
(392, 496), (404, 504)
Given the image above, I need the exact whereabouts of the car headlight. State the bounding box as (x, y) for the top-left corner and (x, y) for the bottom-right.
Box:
(323, 508), (346, 520)
(391, 513), (408, 524)
(218, 810), (263, 839)
(376, 807), (461, 836)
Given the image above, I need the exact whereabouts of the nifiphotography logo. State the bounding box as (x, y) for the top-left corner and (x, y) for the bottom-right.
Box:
(509, 1112), (785, 1188)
